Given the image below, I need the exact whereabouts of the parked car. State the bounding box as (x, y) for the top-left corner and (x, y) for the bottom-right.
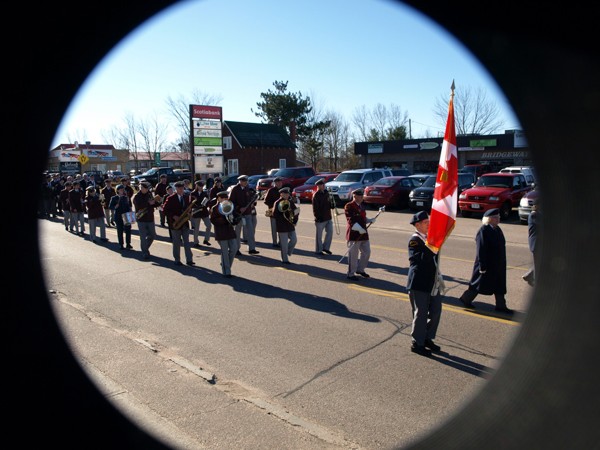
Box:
(409, 172), (476, 212)
(518, 185), (540, 224)
(247, 174), (266, 191)
(363, 176), (421, 210)
(408, 173), (436, 186)
(106, 170), (125, 180)
(461, 163), (494, 179)
(499, 166), (536, 185)
(326, 168), (392, 204)
(390, 168), (411, 176)
(220, 174), (240, 192)
(131, 167), (189, 186)
(292, 173), (338, 203)
(256, 166), (316, 194)
(459, 172), (532, 219)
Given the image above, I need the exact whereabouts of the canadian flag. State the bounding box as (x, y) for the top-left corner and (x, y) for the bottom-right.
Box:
(426, 81), (458, 253)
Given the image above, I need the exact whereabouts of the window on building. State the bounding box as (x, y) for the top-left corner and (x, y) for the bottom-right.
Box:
(227, 159), (238, 175)
(279, 159), (287, 169)
(223, 136), (232, 150)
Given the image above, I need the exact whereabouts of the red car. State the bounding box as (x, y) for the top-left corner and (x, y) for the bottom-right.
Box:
(363, 176), (421, 210)
(459, 172), (532, 219)
(292, 173), (338, 203)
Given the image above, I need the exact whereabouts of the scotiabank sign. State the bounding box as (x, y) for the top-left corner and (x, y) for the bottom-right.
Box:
(191, 105), (222, 120)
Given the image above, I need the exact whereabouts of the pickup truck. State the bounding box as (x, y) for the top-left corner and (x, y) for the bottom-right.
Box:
(131, 167), (190, 186)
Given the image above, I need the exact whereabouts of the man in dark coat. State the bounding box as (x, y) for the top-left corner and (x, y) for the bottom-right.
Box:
(459, 208), (514, 315)
(522, 203), (540, 286)
(273, 187), (299, 264)
(344, 189), (374, 281)
(406, 211), (443, 356)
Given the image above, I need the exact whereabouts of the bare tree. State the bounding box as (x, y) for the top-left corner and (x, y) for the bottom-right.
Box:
(433, 85), (506, 135)
(137, 113), (170, 169)
(351, 103), (409, 142)
(165, 89), (223, 153)
(322, 110), (352, 172)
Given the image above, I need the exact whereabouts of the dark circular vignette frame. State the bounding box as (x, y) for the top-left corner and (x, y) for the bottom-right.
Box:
(9, 1), (599, 448)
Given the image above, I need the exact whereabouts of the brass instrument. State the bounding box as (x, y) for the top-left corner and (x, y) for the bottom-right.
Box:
(218, 199), (241, 225)
(172, 199), (197, 230)
(277, 199), (296, 225)
(329, 193), (341, 235)
(135, 208), (148, 220)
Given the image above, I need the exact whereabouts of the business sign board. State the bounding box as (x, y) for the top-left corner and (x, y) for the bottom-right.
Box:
(194, 146), (222, 155)
(368, 143), (383, 154)
(194, 128), (221, 138)
(194, 137), (222, 147)
(190, 105), (223, 174)
(59, 161), (81, 174)
(59, 151), (81, 162)
(85, 149), (113, 158)
(191, 105), (222, 120)
(194, 155), (223, 173)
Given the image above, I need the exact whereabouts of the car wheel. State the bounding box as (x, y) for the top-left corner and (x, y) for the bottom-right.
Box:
(500, 202), (512, 220)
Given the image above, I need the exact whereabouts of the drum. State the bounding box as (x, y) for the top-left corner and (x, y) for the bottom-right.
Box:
(122, 211), (136, 226)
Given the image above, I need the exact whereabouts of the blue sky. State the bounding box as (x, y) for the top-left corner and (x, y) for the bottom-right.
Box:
(52, 0), (521, 148)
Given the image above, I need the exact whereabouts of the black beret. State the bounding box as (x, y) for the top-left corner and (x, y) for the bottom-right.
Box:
(273, 177), (283, 182)
(484, 208), (500, 217)
(352, 188), (364, 196)
(410, 210), (429, 225)
(173, 181), (185, 188)
(315, 178), (325, 186)
(237, 175), (248, 181)
(217, 190), (229, 198)
(279, 187), (291, 194)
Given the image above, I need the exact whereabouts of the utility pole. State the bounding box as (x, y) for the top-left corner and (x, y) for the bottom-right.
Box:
(408, 119), (412, 139)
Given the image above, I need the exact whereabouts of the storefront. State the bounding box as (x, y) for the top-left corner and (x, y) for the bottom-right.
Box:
(354, 129), (530, 173)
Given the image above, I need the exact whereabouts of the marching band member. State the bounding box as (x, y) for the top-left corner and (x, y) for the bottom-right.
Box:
(311, 178), (333, 255)
(68, 180), (86, 236)
(100, 180), (116, 227)
(190, 180), (212, 248)
(263, 176), (283, 248)
(163, 181), (195, 266)
(132, 182), (157, 259)
(344, 188), (374, 280)
(273, 187), (299, 264)
(154, 174), (169, 227)
(84, 185), (108, 244)
(59, 181), (73, 231)
(209, 191), (239, 278)
(229, 175), (259, 256)
(108, 184), (133, 250)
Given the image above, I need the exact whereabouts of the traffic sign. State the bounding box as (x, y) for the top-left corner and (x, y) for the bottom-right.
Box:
(78, 154), (89, 165)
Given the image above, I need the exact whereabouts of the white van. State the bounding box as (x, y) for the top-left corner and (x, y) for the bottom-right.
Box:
(499, 166), (536, 185)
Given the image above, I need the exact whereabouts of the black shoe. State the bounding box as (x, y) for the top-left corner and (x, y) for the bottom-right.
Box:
(323, 250), (332, 255)
(203, 240), (211, 246)
(100, 237), (109, 242)
(459, 296), (475, 309)
(356, 271), (370, 278)
(241, 239), (248, 244)
(347, 275), (359, 281)
(174, 261), (183, 266)
(126, 244), (133, 249)
(248, 250), (260, 255)
(272, 243), (280, 248)
(495, 306), (514, 315)
(236, 251), (242, 256)
(186, 261), (196, 266)
(424, 340), (441, 352)
(194, 243), (202, 248)
(224, 274), (233, 278)
(315, 251), (324, 255)
(120, 246), (125, 250)
(411, 344), (432, 356)
(143, 254), (150, 260)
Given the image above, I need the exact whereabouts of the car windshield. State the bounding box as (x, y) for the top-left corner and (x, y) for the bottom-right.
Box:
(421, 176), (437, 187)
(304, 175), (323, 185)
(275, 168), (299, 177)
(141, 168), (158, 176)
(374, 177), (397, 187)
(476, 176), (511, 188)
(335, 173), (362, 182)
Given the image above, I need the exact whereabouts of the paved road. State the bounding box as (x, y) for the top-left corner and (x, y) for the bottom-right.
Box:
(40, 204), (533, 449)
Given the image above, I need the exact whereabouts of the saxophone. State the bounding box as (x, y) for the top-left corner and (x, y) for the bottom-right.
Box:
(172, 199), (197, 230)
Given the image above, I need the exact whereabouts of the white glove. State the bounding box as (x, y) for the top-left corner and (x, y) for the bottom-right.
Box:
(294, 209), (300, 216)
(368, 217), (377, 224)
